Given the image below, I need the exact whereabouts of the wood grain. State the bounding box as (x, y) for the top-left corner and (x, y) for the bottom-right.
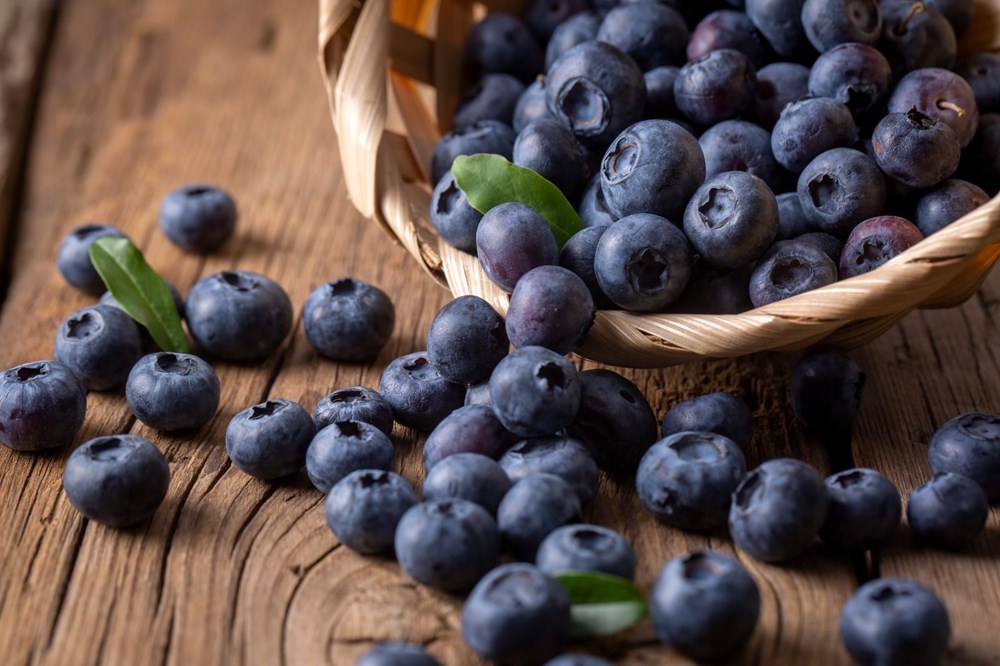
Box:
(0, 0), (995, 665)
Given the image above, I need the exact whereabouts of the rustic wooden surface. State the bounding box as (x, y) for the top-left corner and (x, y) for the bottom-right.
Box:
(0, 0), (996, 664)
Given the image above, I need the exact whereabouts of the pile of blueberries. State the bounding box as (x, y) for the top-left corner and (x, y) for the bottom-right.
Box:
(431, 0), (999, 320)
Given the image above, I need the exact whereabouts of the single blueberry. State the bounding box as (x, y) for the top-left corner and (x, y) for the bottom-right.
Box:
(749, 239), (839, 307)
(839, 215), (924, 279)
(497, 473), (582, 560)
(423, 453), (512, 515)
(674, 49), (757, 127)
(888, 68), (979, 147)
(928, 411), (1000, 499)
(464, 13), (543, 83)
(820, 468), (901, 550)
(873, 108), (961, 189)
(596, 3), (689, 70)
(506, 266), (594, 354)
(378, 352), (465, 433)
(158, 184), (237, 252)
(489, 346), (581, 439)
(324, 469), (417, 555)
(791, 349), (865, 438)
(453, 73), (526, 130)
(305, 420), (394, 494)
(125, 352), (220, 431)
(225, 398), (316, 480)
(56, 224), (127, 295)
(536, 524), (636, 580)
(544, 12), (601, 70)
(796, 148), (886, 236)
(429, 171), (483, 254)
(513, 118), (591, 203)
(699, 120), (785, 193)
(662, 392), (754, 450)
(908, 472), (989, 549)
(498, 436), (599, 504)
(476, 202), (559, 292)
(808, 43), (892, 119)
(750, 62), (811, 130)
(771, 97), (858, 173)
(427, 295), (509, 385)
(0, 361), (87, 452)
(688, 10), (774, 68)
(746, 0), (812, 57)
(54, 304), (142, 391)
(430, 120), (516, 185)
(313, 386), (393, 436)
(801, 0), (883, 53)
(879, 0), (957, 79)
(422, 404), (513, 471)
(303, 278), (394, 362)
(914, 179), (989, 236)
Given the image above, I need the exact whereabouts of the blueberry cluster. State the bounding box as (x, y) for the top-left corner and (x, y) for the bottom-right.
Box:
(431, 0), (999, 325)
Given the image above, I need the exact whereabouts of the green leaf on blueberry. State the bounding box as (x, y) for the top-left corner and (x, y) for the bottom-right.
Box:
(554, 570), (648, 637)
(89, 237), (189, 354)
(451, 153), (583, 247)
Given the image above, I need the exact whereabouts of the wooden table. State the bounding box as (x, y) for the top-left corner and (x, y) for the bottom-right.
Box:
(1, 0), (998, 664)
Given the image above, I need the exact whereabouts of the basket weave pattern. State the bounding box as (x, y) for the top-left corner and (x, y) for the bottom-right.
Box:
(319, 0), (1000, 367)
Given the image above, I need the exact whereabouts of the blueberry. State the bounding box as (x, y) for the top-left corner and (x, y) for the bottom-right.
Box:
(796, 231), (845, 263)
(313, 386), (393, 436)
(476, 202), (559, 292)
(422, 404), (513, 470)
(839, 215), (924, 278)
(596, 3), (689, 70)
(750, 62), (811, 130)
(808, 43), (892, 118)
(514, 77), (552, 133)
(908, 472), (988, 549)
(545, 41), (646, 149)
(544, 656), (612, 666)
(650, 551), (761, 661)
(600, 119), (705, 222)
(873, 108), (961, 189)
(395, 499), (500, 592)
(225, 399), (316, 480)
(544, 11), (601, 70)
(791, 349), (865, 439)
(801, 0), (882, 53)
(305, 420), (394, 494)
(662, 392), (754, 450)
(775, 192), (812, 240)
(54, 304), (142, 391)
(674, 49), (757, 127)
(186, 271), (292, 361)
(125, 352), (220, 431)
(928, 411), (1000, 499)
(489, 346), (580, 438)
(506, 266), (594, 354)
(100, 280), (185, 321)
(771, 97), (858, 173)
(888, 68), (979, 147)
(158, 184), (237, 252)
(324, 470), (417, 555)
(525, 0), (587, 41)
(429, 171), (483, 254)
(749, 239), (838, 307)
(423, 453), (512, 515)
(536, 524), (636, 580)
(668, 262), (754, 315)
(560, 225), (612, 307)
(879, 0), (957, 79)
(961, 113), (1000, 195)
(378, 352), (465, 432)
(567, 369), (658, 474)
(430, 120), (516, 185)
(576, 176), (618, 229)
(687, 10), (774, 68)
(56, 224), (127, 295)
(746, 0), (811, 57)
(464, 13), (543, 83)
(955, 53), (1000, 114)
(840, 578), (950, 666)
(453, 73), (526, 130)
(426, 296), (508, 384)
(796, 148), (886, 236)
(303, 278), (394, 362)
(0, 361), (86, 452)
(63, 435), (169, 527)
(636, 431), (747, 531)
(914, 179), (989, 236)
(729, 458), (828, 562)
(498, 436), (599, 504)
(497, 473), (581, 560)
(820, 468), (901, 549)
(513, 119), (590, 203)
(461, 563), (571, 663)
(684, 171), (779, 270)
(699, 120), (785, 192)
(464, 381), (492, 408)
(594, 213), (693, 311)
(357, 643), (441, 666)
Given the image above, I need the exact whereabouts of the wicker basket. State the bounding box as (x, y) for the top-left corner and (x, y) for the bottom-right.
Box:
(318, 0), (1000, 368)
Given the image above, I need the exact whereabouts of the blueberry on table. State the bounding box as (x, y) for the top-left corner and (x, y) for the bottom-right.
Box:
(0, 360), (86, 452)
(796, 148), (886, 236)
(185, 270), (292, 362)
(427, 295), (508, 385)
(430, 120), (516, 185)
(56, 223), (127, 295)
(498, 435), (599, 504)
(324, 469), (417, 555)
(63, 435), (169, 528)
(888, 68), (979, 147)
(699, 120), (785, 192)
(840, 578), (950, 666)
(513, 118), (590, 204)
(662, 392), (754, 450)
(729, 458), (828, 562)
(801, 0), (882, 53)
(313, 386), (393, 435)
(498, 473), (582, 561)
(688, 10), (774, 68)
(423, 453), (512, 515)
(791, 349), (865, 443)
(928, 411), (1000, 499)
(475, 202), (559, 292)
(908, 472), (988, 549)
(158, 184), (237, 253)
(600, 119), (705, 222)
(873, 108), (962, 190)
(914, 179), (989, 237)
(560, 225), (612, 307)
(595, 3), (689, 70)
(650, 551), (761, 662)
(422, 404), (512, 471)
(576, 176), (617, 229)
(674, 49), (757, 127)
(544, 11), (600, 71)
(820, 468), (901, 550)
(489, 346), (580, 439)
(506, 265), (594, 354)
(749, 239), (838, 308)
(745, 0), (811, 57)
(452, 73), (525, 131)
(878, 0), (957, 79)
(839, 215), (924, 278)
(536, 523), (636, 580)
(464, 13), (543, 84)
(125, 352), (220, 431)
(226, 398), (315, 480)
(514, 77), (551, 133)
(771, 97), (858, 174)
(954, 53), (1000, 114)
(305, 420), (394, 494)
(461, 563), (571, 663)
(303, 278), (394, 362)
(808, 43), (892, 119)
(378, 352), (465, 433)
(750, 62), (811, 130)
(429, 171), (483, 254)
(357, 642), (441, 666)
(54, 304), (142, 391)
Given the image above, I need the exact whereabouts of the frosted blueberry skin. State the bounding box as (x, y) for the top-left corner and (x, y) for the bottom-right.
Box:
(422, 453), (512, 515)
(745, 0), (812, 58)
(226, 399), (316, 480)
(452, 73), (525, 131)
(674, 49), (757, 127)
(313, 386), (393, 436)
(662, 392), (754, 450)
(56, 224), (127, 295)
(699, 120), (785, 192)
(54, 304), (143, 391)
(873, 109), (962, 190)
(357, 643), (441, 666)
(63, 434), (170, 528)
(378, 352), (465, 433)
(303, 278), (394, 362)
(771, 97), (858, 173)
(125, 352), (220, 431)
(808, 43), (892, 119)
(914, 179), (989, 236)
(0, 360), (87, 452)
(840, 578), (950, 666)
(461, 563), (571, 663)
(536, 524), (637, 580)
(928, 411), (1000, 498)
(427, 296), (509, 385)
(749, 62), (811, 130)
(422, 404), (513, 471)
(796, 147), (886, 237)
(158, 184), (237, 253)
(576, 176), (618, 229)
(888, 68), (979, 147)
(514, 119), (591, 204)
(688, 10), (774, 68)
(819, 468), (901, 550)
(463, 13), (543, 84)
(498, 435), (599, 505)
(429, 171), (483, 254)
(775, 192), (812, 240)
(801, 0), (882, 53)
(749, 240), (838, 308)
(185, 270), (292, 362)
(560, 225), (612, 308)
(464, 382), (492, 408)
(476, 203), (559, 292)
(497, 473), (582, 561)
(796, 231), (844, 264)
(430, 120), (516, 185)
(596, 3), (689, 71)
(908, 472), (988, 549)
(506, 266), (594, 355)
(839, 215), (924, 279)
(878, 0), (957, 79)
(650, 551), (761, 661)
(513, 78), (552, 133)
(955, 53), (1000, 114)
(324, 469), (417, 555)
(544, 11), (601, 71)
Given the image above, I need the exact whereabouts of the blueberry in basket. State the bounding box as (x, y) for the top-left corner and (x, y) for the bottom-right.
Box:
(771, 97), (858, 174)
(513, 118), (591, 204)
(513, 77), (551, 133)
(796, 147), (886, 236)
(453, 73), (525, 132)
(878, 0), (957, 78)
(888, 67), (980, 147)
(745, 0), (812, 58)
(872, 107), (962, 190)
(595, 2), (689, 71)
(688, 10), (774, 68)
(506, 265), (595, 354)
(674, 49), (757, 127)
(464, 13), (543, 84)
(699, 120), (785, 192)
(801, 0), (883, 53)
(544, 11), (600, 70)
(807, 43), (892, 119)
(749, 239), (839, 307)
(838, 215), (924, 279)
(476, 202), (559, 292)
(431, 120), (515, 184)
(954, 53), (1000, 114)
(750, 62), (811, 130)
(914, 179), (989, 236)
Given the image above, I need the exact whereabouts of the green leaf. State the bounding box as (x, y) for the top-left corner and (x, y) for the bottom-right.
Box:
(89, 237), (189, 354)
(554, 571), (648, 638)
(451, 154), (583, 247)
